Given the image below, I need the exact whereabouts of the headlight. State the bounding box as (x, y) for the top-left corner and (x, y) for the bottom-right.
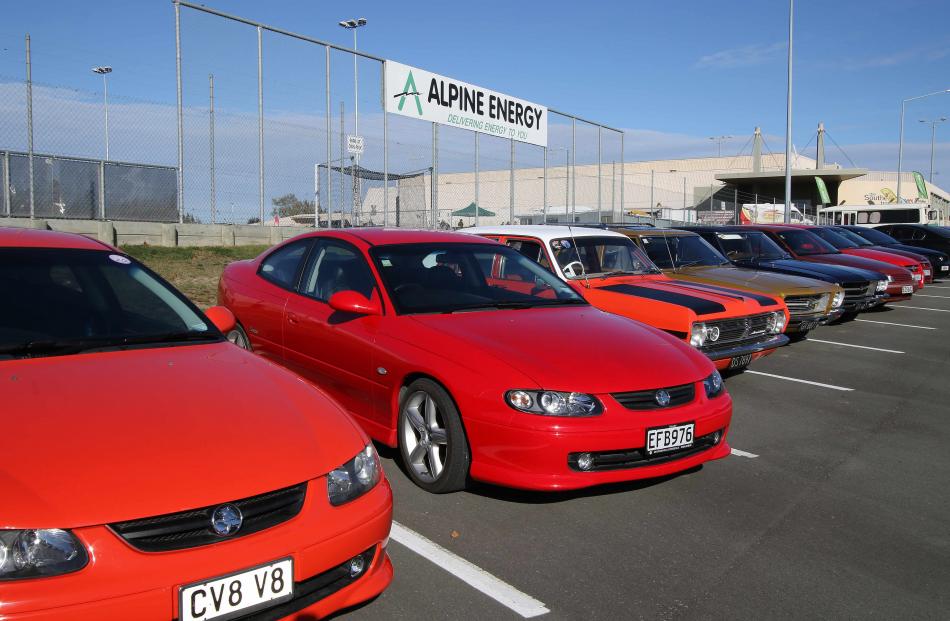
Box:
(0, 529), (87, 581)
(765, 311), (786, 333)
(875, 279), (887, 292)
(505, 390), (602, 416)
(832, 290), (845, 309)
(690, 322), (707, 347)
(327, 444), (381, 506)
(703, 370), (725, 398)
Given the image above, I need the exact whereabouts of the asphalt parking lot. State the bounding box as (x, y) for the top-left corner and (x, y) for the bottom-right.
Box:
(339, 290), (950, 620)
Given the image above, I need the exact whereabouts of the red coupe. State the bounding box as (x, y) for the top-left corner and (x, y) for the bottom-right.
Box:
(219, 229), (733, 493)
(0, 227), (392, 620)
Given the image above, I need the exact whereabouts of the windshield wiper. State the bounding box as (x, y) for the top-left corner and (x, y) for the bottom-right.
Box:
(598, 270), (644, 278)
(0, 332), (217, 358)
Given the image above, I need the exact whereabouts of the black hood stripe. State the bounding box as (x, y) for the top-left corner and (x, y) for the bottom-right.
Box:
(668, 280), (780, 307)
(601, 284), (726, 316)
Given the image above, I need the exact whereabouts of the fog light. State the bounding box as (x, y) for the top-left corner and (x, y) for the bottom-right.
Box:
(577, 453), (594, 471)
(711, 430), (722, 445)
(348, 554), (366, 577)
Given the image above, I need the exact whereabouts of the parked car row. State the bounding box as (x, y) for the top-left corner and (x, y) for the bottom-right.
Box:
(2, 221), (944, 619)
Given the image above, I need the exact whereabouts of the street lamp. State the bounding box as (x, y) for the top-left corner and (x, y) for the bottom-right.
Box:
(919, 117), (946, 183)
(92, 66), (112, 160)
(897, 88), (949, 202)
(338, 18), (367, 224)
(708, 135), (734, 157)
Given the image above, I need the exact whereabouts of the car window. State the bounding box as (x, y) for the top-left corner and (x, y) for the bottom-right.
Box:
(549, 236), (657, 278)
(299, 240), (376, 301)
(912, 229), (927, 241)
(639, 235), (729, 268)
(506, 239), (551, 269)
(715, 231), (789, 261)
(259, 239), (311, 289)
(776, 229), (837, 255)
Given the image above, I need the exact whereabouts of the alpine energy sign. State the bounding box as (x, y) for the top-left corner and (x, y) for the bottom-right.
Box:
(385, 60), (548, 147)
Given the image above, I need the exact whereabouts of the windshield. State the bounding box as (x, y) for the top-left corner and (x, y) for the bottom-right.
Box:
(549, 236), (659, 279)
(638, 234), (729, 269)
(810, 227), (859, 249)
(775, 229), (839, 256)
(0, 248), (217, 359)
(715, 231), (790, 261)
(370, 242), (585, 314)
(849, 227), (898, 245)
(831, 228), (873, 247)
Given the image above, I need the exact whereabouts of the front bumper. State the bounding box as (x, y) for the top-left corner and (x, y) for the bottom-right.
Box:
(466, 391), (733, 491)
(1, 479), (394, 620)
(787, 311), (838, 333)
(701, 333), (790, 365)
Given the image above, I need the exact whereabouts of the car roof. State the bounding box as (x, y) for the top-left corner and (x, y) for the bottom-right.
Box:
(619, 228), (696, 238)
(292, 227), (501, 247)
(462, 225), (630, 244)
(0, 226), (111, 250)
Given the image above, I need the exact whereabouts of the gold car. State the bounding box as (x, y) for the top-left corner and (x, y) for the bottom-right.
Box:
(620, 228), (844, 335)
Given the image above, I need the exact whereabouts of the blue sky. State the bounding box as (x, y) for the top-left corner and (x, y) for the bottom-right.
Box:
(1, 0), (948, 175)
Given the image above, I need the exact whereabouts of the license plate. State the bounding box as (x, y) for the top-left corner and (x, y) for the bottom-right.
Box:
(901, 285), (913, 294)
(180, 558), (293, 621)
(924, 269), (931, 276)
(799, 320), (819, 331)
(941, 266), (949, 272)
(647, 423), (694, 455)
(728, 354), (753, 369)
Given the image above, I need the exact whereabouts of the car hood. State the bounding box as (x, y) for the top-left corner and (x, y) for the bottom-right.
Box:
(668, 265), (831, 296)
(751, 258), (885, 283)
(841, 248), (917, 268)
(407, 306), (713, 394)
(1, 342), (366, 528)
(799, 253), (909, 277)
(886, 244), (947, 262)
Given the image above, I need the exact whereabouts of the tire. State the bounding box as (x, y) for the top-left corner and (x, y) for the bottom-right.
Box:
(397, 378), (470, 493)
(225, 323), (252, 351)
(787, 331), (809, 342)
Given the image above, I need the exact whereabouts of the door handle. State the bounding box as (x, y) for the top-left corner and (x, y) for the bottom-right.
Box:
(287, 312), (299, 325)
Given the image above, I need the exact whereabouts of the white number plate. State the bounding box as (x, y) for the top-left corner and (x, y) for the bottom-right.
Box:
(902, 285), (914, 294)
(924, 269), (931, 276)
(647, 423), (694, 455)
(941, 265), (948, 272)
(180, 558), (293, 621)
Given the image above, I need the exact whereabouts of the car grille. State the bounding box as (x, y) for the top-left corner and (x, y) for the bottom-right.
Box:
(110, 482), (307, 552)
(611, 383), (695, 410)
(841, 281), (874, 304)
(701, 313), (773, 349)
(567, 429), (723, 472)
(784, 293), (829, 316)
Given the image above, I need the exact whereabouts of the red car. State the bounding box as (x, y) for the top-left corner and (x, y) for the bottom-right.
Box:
(0, 228), (392, 620)
(784, 224), (926, 290)
(746, 224), (916, 303)
(219, 229), (733, 493)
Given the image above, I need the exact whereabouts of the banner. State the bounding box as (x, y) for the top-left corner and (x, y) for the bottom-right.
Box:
(384, 60), (548, 147)
(913, 171), (928, 201)
(815, 176), (831, 205)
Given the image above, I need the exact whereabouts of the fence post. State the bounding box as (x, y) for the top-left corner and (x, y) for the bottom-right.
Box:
(174, 6), (184, 224)
(26, 34), (35, 219)
(734, 187), (738, 224)
(597, 126), (602, 223)
(98, 161), (106, 220)
(542, 146), (547, 225)
(339, 102), (344, 225)
(650, 169), (655, 224)
(209, 73), (216, 224)
(564, 149), (569, 224)
(611, 161), (615, 222)
(431, 122), (438, 229)
(683, 176), (687, 222)
(2, 151), (9, 216)
(620, 132), (625, 224)
(571, 118), (576, 222)
(474, 132), (479, 227)
(382, 60), (388, 228)
(325, 46), (331, 229)
(509, 138), (515, 225)
(256, 25), (265, 226)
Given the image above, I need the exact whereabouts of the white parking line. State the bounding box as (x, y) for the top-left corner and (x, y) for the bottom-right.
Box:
(913, 294), (950, 299)
(805, 338), (904, 354)
(731, 448), (759, 458)
(855, 319), (936, 330)
(895, 305), (950, 313)
(925, 285), (950, 289)
(390, 521), (550, 618)
(745, 370), (854, 392)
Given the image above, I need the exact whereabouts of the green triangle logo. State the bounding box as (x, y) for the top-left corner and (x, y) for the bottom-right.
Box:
(396, 70), (423, 116)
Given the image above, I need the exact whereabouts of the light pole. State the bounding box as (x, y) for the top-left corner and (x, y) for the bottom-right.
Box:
(92, 66), (112, 160)
(919, 117), (946, 183)
(897, 89), (949, 202)
(708, 135), (733, 157)
(339, 18), (367, 224)
(783, 0), (793, 223)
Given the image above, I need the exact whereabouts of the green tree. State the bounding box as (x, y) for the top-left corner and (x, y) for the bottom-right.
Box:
(271, 193), (319, 219)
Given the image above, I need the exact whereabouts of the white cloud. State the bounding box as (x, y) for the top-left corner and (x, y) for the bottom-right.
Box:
(695, 42), (786, 69)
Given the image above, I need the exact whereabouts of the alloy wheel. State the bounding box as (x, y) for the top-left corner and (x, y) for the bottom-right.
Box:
(400, 391), (449, 483)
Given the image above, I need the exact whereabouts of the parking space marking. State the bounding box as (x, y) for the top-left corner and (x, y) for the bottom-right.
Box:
(730, 448), (759, 458)
(804, 338), (904, 354)
(924, 285), (950, 289)
(390, 521), (550, 618)
(855, 319), (936, 330)
(894, 305), (950, 313)
(913, 294), (950, 299)
(745, 370), (854, 392)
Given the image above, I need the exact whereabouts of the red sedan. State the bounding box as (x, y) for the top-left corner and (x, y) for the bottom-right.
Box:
(0, 228), (392, 620)
(219, 229), (733, 493)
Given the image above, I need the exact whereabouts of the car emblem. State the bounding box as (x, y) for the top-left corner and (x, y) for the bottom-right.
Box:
(655, 389), (671, 407)
(210, 504), (243, 537)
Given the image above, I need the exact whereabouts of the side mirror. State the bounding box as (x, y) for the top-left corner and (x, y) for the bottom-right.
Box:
(328, 290), (382, 316)
(205, 305), (236, 334)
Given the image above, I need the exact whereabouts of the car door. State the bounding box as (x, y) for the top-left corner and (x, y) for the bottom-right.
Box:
(241, 238), (313, 363)
(281, 238), (383, 423)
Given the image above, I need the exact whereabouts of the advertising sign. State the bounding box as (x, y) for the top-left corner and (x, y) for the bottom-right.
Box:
(815, 176), (831, 205)
(913, 171), (928, 200)
(385, 60), (548, 147)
